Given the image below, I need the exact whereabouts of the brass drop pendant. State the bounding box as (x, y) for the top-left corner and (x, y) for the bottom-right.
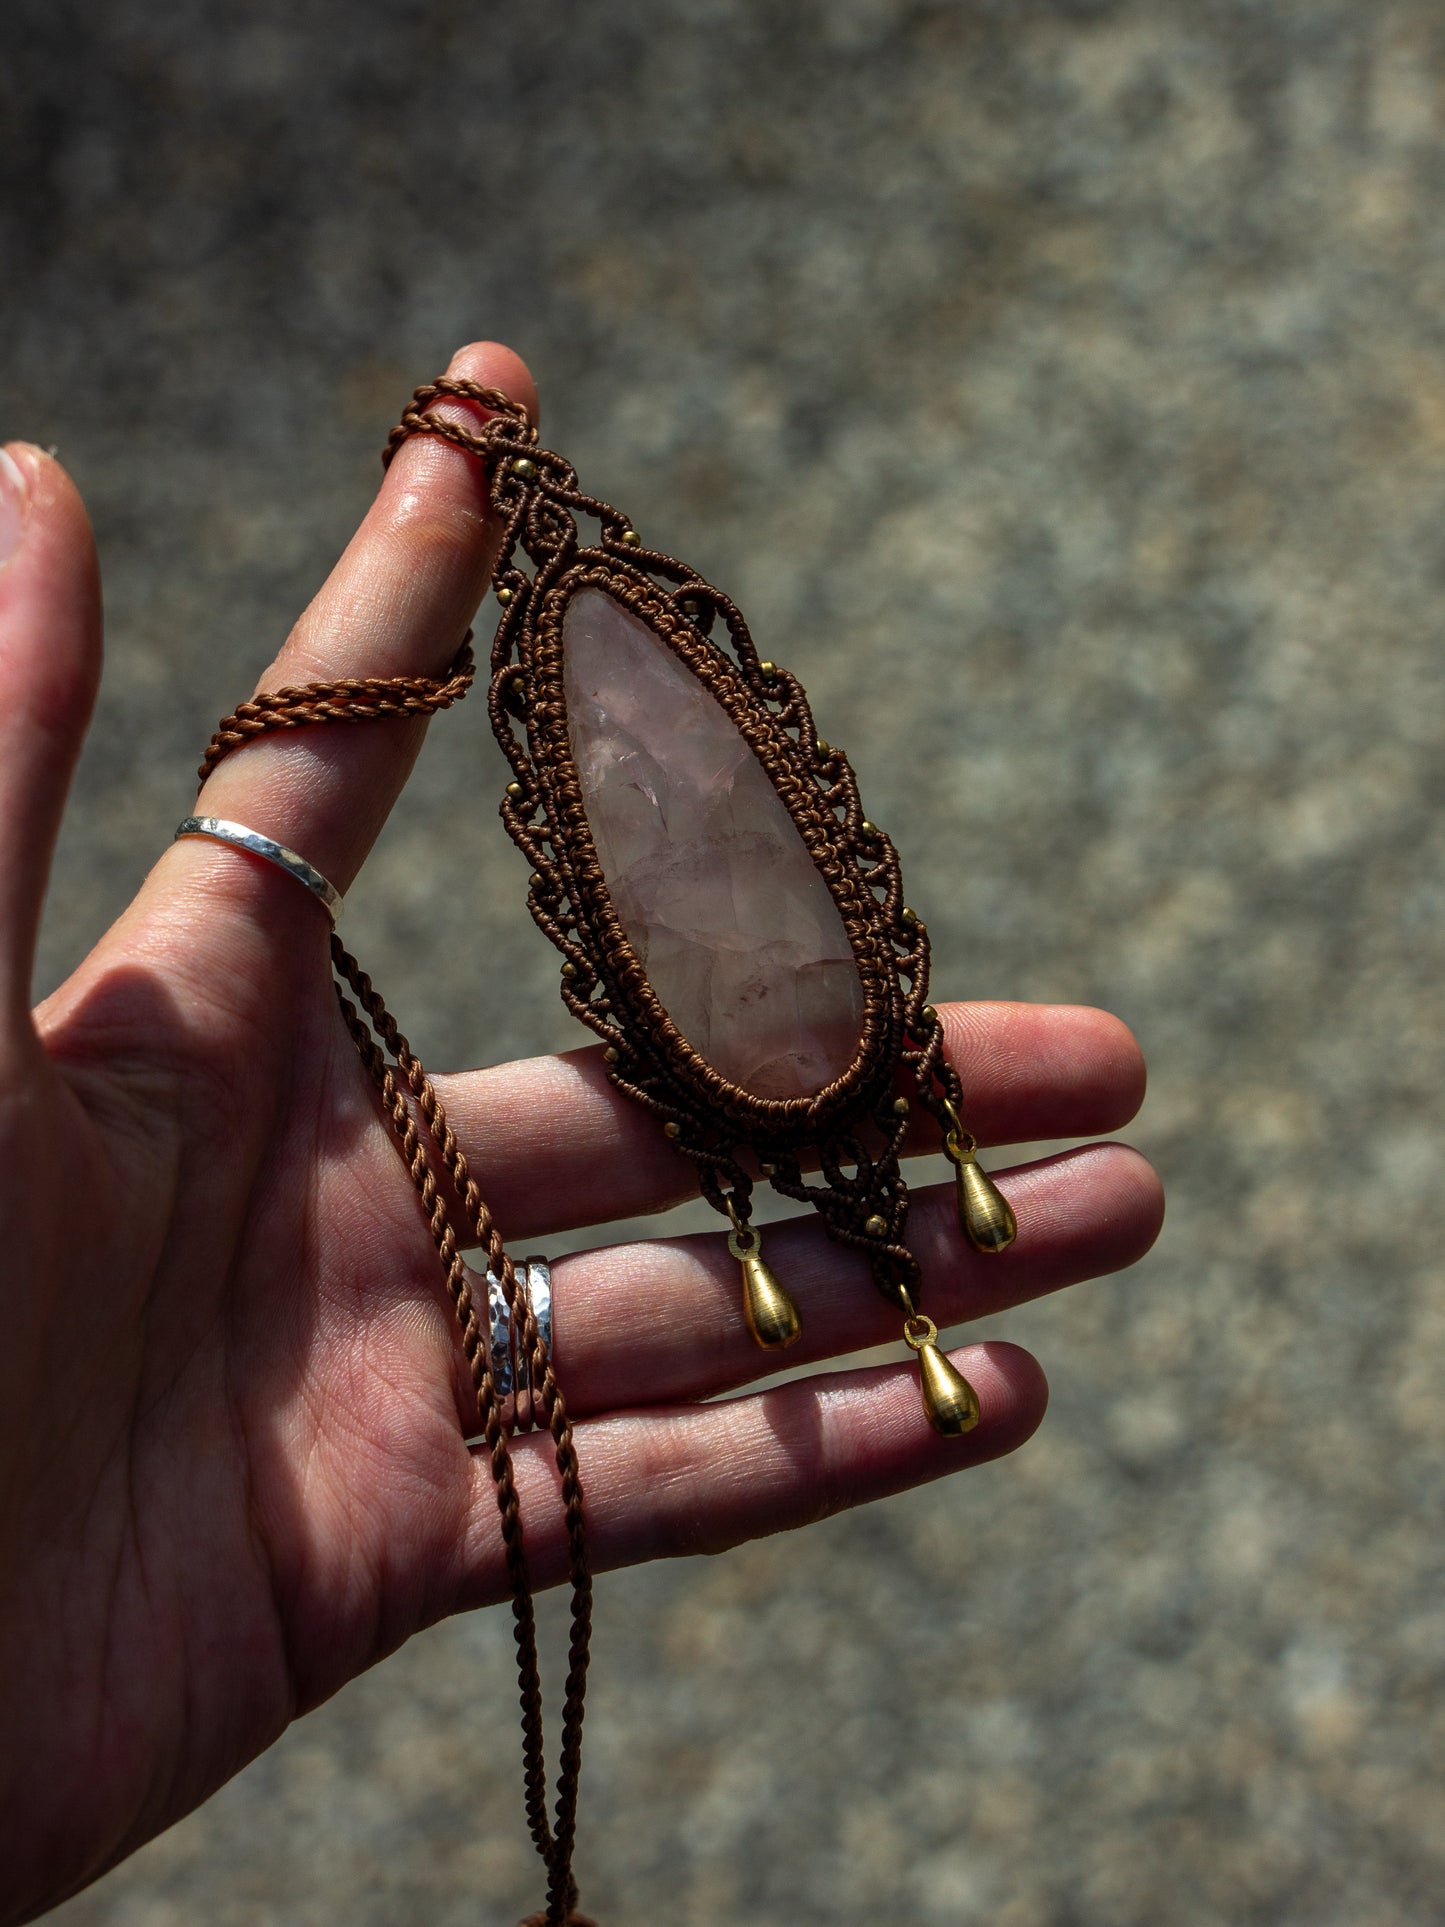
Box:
(728, 1217), (803, 1351)
(941, 1100), (1017, 1255)
(904, 1313), (982, 1436)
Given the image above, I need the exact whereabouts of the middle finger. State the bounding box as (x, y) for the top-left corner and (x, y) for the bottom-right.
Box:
(436, 999), (1148, 1240)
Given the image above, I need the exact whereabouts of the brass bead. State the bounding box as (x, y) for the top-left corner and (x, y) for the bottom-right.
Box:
(859, 820), (877, 839)
(528, 871), (543, 889)
(505, 781), (526, 800)
(510, 456), (539, 482)
(759, 1160), (777, 1178)
(901, 907), (919, 926)
(816, 740), (832, 757)
(758, 659), (778, 677)
(865, 1213), (888, 1238)
(560, 961), (578, 980)
(893, 1096), (910, 1117)
(920, 1004), (939, 1027)
(603, 1045), (620, 1065)
(663, 1120), (682, 1139)
(496, 584), (515, 606)
(680, 596), (703, 618)
(619, 527), (641, 546)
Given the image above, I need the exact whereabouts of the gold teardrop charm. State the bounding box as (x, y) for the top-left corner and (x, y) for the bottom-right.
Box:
(728, 1222), (802, 1350)
(903, 1312), (981, 1436)
(942, 1111), (1017, 1254)
(953, 1151), (1017, 1252)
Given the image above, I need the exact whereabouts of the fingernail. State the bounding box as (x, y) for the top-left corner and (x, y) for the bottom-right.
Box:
(0, 446), (31, 566)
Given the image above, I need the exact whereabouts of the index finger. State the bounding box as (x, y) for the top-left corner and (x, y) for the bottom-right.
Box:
(150, 340), (533, 939)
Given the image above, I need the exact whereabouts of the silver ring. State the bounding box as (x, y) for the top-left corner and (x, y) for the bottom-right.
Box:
(483, 1257), (552, 1426)
(173, 816), (343, 924)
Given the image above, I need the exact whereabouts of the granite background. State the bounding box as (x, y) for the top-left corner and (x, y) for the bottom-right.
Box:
(3, 1), (1443, 1922)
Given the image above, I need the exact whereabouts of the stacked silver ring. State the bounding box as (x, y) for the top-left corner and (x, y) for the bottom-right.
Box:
(482, 1256), (553, 1431)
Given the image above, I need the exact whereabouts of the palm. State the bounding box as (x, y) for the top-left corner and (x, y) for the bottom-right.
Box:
(0, 346), (1161, 1923)
(7, 954), (464, 1897)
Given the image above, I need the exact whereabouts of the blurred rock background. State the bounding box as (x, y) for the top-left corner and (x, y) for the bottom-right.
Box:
(4, 0), (1443, 1921)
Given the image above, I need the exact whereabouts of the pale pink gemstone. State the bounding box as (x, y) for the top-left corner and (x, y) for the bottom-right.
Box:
(563, 587), (866, 1100)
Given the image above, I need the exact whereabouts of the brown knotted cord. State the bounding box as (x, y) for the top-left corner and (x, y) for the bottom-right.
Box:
(196, 647), (479, 781)
(197, 407), (594, 1927)
(391, 380), (961, 1315)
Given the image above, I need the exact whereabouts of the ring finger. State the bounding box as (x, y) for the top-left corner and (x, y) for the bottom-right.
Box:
(499, 1138), (1161, 1420)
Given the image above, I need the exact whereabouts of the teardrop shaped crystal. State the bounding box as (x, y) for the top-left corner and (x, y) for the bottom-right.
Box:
(563, 586), (866, 1099)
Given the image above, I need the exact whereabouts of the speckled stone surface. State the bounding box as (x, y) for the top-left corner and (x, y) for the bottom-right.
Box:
(5, 2), (1443, 1922)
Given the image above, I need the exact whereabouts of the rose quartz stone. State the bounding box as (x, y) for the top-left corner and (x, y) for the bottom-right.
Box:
(563, 587), (865, 1099)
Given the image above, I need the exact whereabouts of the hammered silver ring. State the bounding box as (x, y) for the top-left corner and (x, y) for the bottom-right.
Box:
(483, 1257), (552, 1423)
(173, 816), (343, 924)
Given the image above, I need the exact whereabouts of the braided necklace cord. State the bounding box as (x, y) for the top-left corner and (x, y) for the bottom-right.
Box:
(191, 372), (1018, 1921)
(193, 375), (1001, 1920)
(200, 633), (595, 1922)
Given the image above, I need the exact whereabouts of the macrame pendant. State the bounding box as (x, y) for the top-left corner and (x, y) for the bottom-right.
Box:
(394, 382), (1017, 1433)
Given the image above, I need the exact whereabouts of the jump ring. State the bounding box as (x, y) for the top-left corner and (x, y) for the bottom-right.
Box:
(903, 1314), (937, 1351)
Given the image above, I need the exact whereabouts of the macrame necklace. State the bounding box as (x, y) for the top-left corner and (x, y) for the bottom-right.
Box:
(198, 377), (1016, 1926)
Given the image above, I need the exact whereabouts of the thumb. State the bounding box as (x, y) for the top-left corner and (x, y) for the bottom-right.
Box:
(0, 446), (102, 1036)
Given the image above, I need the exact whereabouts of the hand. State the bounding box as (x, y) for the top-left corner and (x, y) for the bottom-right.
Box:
(0, 343), (1162, 1922)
